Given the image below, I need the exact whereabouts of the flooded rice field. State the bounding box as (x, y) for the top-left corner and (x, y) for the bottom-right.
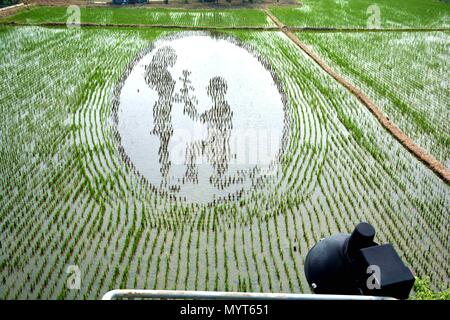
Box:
(114, 33), (288, 203)
(0, 26), (448, 299)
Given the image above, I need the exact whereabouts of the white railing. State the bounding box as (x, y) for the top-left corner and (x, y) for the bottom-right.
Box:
(102, 289), (395, 300)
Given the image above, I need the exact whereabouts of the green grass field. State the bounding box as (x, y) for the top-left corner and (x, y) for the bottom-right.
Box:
(0, 2), (448, 300)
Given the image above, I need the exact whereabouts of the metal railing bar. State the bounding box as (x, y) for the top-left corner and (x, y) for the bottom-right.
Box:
(102, 289), (395, 300)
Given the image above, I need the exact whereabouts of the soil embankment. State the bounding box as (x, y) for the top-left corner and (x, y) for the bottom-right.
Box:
(0, 3), (32, 18)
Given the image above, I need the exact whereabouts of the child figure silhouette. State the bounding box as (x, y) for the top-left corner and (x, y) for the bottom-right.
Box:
(184, 77), (233, 190)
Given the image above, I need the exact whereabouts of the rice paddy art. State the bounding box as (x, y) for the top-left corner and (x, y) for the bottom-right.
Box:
(113, 33), (289, 203)
(0, 2), (448, 300)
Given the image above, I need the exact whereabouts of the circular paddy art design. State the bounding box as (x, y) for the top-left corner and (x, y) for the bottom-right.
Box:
(113, 32), (289, 203)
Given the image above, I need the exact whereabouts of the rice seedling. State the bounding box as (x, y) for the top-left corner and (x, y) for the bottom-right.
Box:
(270, 0), (450, 29)
(1, 6), (275, 28)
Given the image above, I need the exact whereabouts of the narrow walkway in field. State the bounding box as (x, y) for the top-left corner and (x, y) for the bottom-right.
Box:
(263, 7), (450, 184)
(2, 20), (449, 33)
(292, 27), (450, 33)
(0, 3), (25, 13)
(0, 21), (280, 31)
(0, 3), (30, 18)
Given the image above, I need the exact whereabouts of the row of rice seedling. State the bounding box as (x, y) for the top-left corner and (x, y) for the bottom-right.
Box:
(299, 31), (450, 165)
(227, 30), (448, 290)
(0, 26), (159, 299)
(1, 6), (275, 28)
(270, 0), (450, 29)
(0, 26), (448, 299)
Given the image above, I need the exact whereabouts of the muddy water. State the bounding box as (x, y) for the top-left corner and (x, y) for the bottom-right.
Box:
(116, 33), (287, 203)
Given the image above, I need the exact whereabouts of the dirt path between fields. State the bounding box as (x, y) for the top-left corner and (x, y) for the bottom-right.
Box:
(3, 20), (448, 33)
(291, 27), (450, 33)
(1, 20), (279, 30)
(263, 7), (450, 184)
(0, 3), (33, 18)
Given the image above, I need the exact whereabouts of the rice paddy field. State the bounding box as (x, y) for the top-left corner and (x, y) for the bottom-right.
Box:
(0, 6), (275, 27)
(0, 2), (449, 300)
(271, 0), (450, 29)
(300, 31), (450, 165)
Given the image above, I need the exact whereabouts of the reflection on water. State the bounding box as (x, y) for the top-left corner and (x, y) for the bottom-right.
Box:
(113, 33), (288, 203)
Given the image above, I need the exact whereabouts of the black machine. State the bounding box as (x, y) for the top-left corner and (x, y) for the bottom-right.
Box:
(304, 222), (415, 299)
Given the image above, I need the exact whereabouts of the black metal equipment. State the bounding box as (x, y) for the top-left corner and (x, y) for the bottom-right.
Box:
(304, 222), (415, 299)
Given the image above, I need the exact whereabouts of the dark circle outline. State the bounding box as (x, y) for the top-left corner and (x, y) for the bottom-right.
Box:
(111, 31), (291, 205)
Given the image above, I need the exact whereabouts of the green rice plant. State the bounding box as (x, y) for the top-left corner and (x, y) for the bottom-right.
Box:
(270, 0), (450, 29)
(301, 31), (450, 163)
(1, 6), (275, 28)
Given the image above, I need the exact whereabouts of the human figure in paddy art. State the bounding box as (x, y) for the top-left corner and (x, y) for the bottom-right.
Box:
(144, 46), (177, 188)
(183, 76), (233, 190)
(201, 77), (233, 189)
